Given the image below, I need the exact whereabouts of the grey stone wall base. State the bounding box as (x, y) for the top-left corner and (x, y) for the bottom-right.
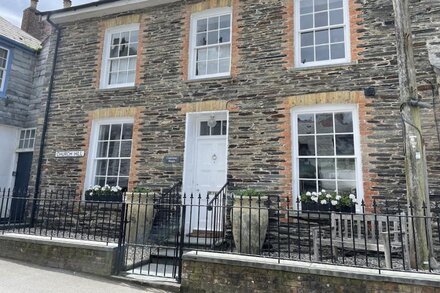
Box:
(0, 233), (118, 276)
(183, 251), (440, 289)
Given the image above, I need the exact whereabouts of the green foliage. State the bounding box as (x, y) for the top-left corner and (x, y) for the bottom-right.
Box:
(236, 189), (263, 197)
(85, 185), (122, 197)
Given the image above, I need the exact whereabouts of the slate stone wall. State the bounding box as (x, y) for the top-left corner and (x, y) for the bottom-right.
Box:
(33, 0), (440, 203)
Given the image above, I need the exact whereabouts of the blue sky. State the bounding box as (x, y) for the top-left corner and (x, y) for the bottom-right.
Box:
(0, 0), (96, 27)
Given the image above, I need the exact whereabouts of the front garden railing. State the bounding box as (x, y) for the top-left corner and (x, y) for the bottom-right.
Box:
(2, 188), (440, 281)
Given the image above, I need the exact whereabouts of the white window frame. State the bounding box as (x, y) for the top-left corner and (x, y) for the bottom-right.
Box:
(189, 7), (233, 80)
(17, 128), (36, 152)
(0, 46), (10, 92)
(100, 24), (140, 89)
(294, 0), (351, 68)
(291, 104), (363, 210)
(84, 117), (134, 195)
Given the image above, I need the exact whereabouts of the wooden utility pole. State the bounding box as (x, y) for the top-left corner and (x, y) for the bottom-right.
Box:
(392, 0), (437, 269)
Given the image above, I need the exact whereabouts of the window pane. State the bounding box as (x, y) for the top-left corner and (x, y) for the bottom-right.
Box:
(197, 48), (207, 61)
(211, 121), (222, 135)
(119, 59), (129, 71)
(129, 44), (137, 56)
(222, 120), (228, 135)
(316, 45), (329, 61)
(25, 130), (31, 139)
(108, 141), (120, 157)
(20, 130), (25, 139)
(300, 15), (313, 30)
(30, 129), (36, 138)
(110, 46), (119, 58)
(200, 122), (210, 136)
(336, 134), (354, 155)
(197, 19), (207, 32)
(207, 60), (218, 74)
(18, 140), (24, 149)
(196, 61), (207, 76)
(298, 136), (315, 156)
(218, 58), (230, 73)
(318, 181), (336, 193)
(119, 177), (129, 189)
(219, 45), (230, 58)
(338, 181), (356, 195)
(335, 112), (353, 133)
(120, 141), (132, 157)
(301, 32), (314, 47)
(330, 28), (344, 43)
(208, 31), (218, 45)
(126, 71), (135, 83)
(119, 159), (130, 176)
(331, 43), (345, 59)
(99, 125), (110, 141)
(314, 0), (328, 12)
(0, 59), (6, 68)
(109, 73), (118, 85)
(110, 124), (122, 140)
(95, 177), (106, 187)
(318, 158), (336, 179)
(220, 15), (231, 28)
(297, 114), (314, 134)
(197, 33), (207, 46)
(219, 29), (230, 43)
(300, 0), (313, 14)
(316, 135), (334, 156)
(316, 113), (333, 133)
(300, 180), (317, 194)
(207, 47), (218, 60)
(119, 45), (129, 57)
(337, 158), (356, 180)
(96, 160), (107, 176)
(107, 177), (118, 186)
(299, 158), (316, 179)
(330, 9), (344, 25)
(107, 159), (120, 176)
(301, 47), (314, 63)
(111, 34), (120, 45)
(329, 0), (343, 9)
(130, 31), (138, 43)
(97, 142), (108, 157)
(314, 12), (328, 27)
(122, 124), (133, 139)
(315, 30), (329, 45)
(121, 32), (129, 44)
(208, 17), (219, 30)
(128, 58), (136, 70)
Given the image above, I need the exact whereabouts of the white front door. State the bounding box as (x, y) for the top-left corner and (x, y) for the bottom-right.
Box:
(183, 113), (228, 234)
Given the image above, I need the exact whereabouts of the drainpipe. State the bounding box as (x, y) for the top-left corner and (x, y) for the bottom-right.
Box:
(32, 12), (61, 224)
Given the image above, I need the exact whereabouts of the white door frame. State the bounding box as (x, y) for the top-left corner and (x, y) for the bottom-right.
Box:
(182, 110), (229, 232)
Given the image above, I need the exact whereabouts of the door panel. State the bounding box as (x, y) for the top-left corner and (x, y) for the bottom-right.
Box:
(8, 152), (33, 220)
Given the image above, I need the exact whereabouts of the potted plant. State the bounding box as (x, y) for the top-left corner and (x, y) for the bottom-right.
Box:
(231, 189), (269, 255)
(124, 186), (156, 245)
(85, 185), (122, 202)
(300, 189), (356, 213)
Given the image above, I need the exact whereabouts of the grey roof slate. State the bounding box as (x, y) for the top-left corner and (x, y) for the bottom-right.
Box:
(0, 16), (41, 50)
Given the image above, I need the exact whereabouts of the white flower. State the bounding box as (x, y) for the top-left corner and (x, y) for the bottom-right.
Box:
(326, 194), (332, 199)
(93, 185), (101, 191)
(331, 200), (338, 206)
(116, 186), (122, 191)
(111, 186), (119, 192)
(312, 192), (317, 196)
(349, 194), (356, 200)
(321, 189), (326, 193)
(306, 191), (312, 196)
(311, 196), (318, 203)
(320, 199), (327, 205)
(90, 191), (93, 196)
(318, 192), (322, 196)
(335, 195), (341, 200)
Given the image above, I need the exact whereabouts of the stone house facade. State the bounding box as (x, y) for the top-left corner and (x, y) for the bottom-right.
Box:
(32, 0), (440, 213)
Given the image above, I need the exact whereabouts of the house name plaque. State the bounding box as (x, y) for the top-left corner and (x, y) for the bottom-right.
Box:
(163, 155), (181, 164)
(55, 151), (85, 158)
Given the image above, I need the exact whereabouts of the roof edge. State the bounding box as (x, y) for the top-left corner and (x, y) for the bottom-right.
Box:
(40, 0), (180, 24)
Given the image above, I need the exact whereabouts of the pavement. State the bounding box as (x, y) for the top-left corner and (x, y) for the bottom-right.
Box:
(0, 258), (171, 293)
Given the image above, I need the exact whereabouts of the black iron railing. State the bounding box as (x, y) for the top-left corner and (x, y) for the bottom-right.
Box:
(2, 187), (440, 282)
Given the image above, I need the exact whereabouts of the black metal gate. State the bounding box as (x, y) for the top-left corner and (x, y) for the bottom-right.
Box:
(117, 183), (185, 281)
